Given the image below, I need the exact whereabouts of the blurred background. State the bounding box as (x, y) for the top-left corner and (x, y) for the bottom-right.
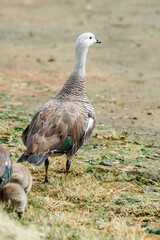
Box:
(0, 0), (160, 146)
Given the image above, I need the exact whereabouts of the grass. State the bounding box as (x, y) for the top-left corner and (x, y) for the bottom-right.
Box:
(0, 89), (160, 239)
(0, 41), (160, 240)
(0, 69), (160, 240)
(0, 207), (40, 240)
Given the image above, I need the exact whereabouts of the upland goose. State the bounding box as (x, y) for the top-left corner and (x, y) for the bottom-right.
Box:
(0, 146), (12, 189)
(0, 183), (27, 217)
(10, 163), (32, 194)
(18, 32), (101, 182)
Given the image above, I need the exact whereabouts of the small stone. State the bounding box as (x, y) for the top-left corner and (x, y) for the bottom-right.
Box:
(29, 31), (35, 37)
(111, 97), (117, 103)
(139, 73), (143, 77)
(86, 4), (92, 11)
(99, 161), (112, 166)
(136, 43), (142, 47)
(37, 58), (41, 62)
(48, 57), (55, 62)
(118, 16), (123, 21)
(135, 164), (141, 168)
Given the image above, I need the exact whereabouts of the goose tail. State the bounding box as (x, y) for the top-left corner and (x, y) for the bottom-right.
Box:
(17, 153), (28, 163)
(17, 152), (49, 166)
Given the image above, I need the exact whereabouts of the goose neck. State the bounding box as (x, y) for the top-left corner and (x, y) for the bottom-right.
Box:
(72, 44), (88, 77)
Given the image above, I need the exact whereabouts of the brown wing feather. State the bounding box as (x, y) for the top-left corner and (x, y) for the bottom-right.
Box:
(24, 100), (87, 155)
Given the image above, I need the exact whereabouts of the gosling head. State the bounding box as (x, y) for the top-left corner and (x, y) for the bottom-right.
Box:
(76, 32), (101, 49)
(0, 183), (27, 216)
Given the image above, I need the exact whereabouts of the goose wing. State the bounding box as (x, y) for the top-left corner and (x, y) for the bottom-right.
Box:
(19, 99), (95, 165)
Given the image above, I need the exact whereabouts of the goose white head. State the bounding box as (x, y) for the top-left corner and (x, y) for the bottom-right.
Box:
(73, 32), (101, 77)
(76, 32), (101, 48)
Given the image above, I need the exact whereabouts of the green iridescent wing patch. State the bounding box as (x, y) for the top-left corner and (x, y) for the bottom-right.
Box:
(60, 136), (71, 152)
(2, 165), (9, 179)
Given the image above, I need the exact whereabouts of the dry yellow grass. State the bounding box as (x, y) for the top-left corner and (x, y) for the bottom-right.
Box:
(0, 208), (40, 240)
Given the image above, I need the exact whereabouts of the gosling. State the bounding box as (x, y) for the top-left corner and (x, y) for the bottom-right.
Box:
(0, 183), (27, 216)
(10, 163), (32, 194)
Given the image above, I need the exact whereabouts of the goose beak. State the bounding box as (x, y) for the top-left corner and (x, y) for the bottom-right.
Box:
(96, 38), (101, 44)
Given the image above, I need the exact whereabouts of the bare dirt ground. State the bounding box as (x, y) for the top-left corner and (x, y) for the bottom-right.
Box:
(0, 0), (160, 239)
(0, 0), (160, 146)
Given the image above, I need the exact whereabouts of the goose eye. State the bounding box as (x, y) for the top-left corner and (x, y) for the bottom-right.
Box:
(89, 37), (92, 39)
